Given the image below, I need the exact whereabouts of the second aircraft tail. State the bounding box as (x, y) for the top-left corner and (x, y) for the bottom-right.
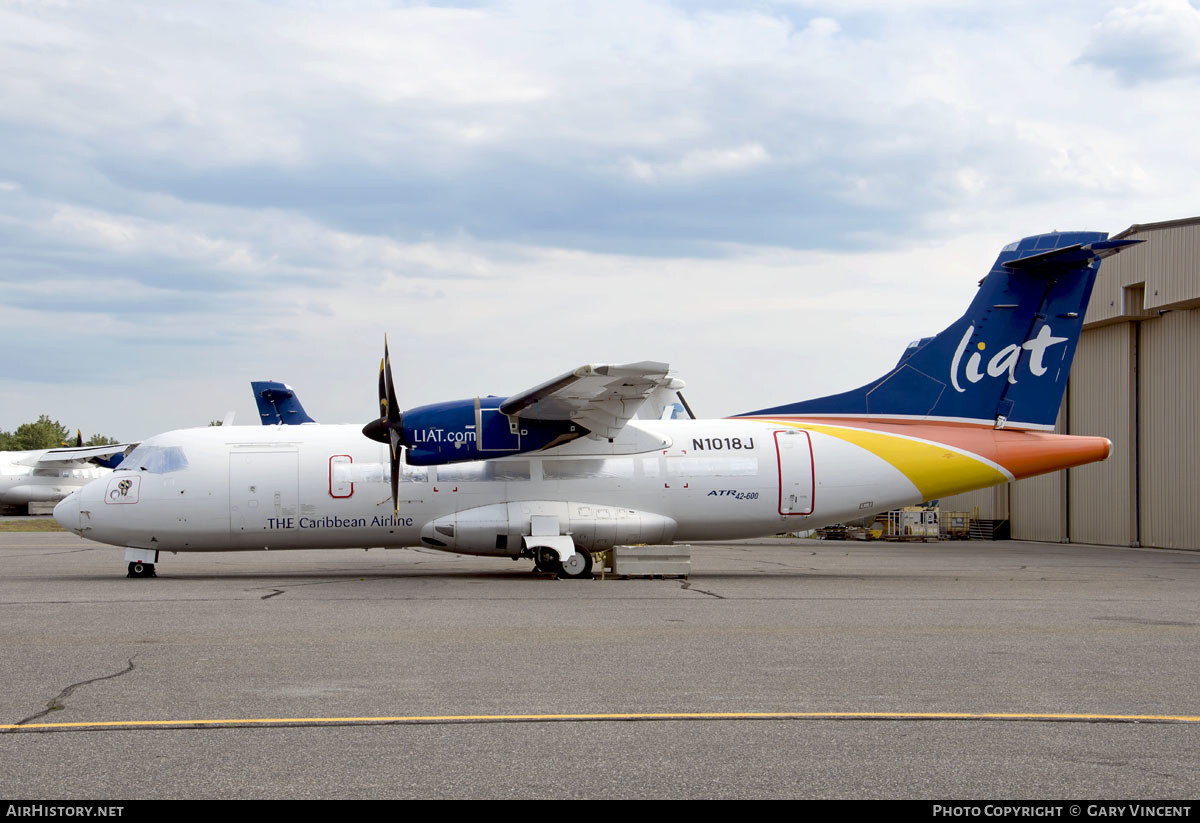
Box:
(253, 381), (316, 425)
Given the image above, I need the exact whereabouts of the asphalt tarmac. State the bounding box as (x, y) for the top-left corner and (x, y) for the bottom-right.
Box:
(1, 531), (1197, 799)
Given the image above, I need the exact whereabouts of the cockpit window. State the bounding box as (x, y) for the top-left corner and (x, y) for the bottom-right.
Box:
(124, 445), (189, 474)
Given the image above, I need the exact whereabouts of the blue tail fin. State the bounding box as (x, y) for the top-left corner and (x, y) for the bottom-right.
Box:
(738, 231), (1139, 430)
(252, 381), (316, 425)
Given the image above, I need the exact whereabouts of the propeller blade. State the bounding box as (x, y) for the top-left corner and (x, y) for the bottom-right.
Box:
(383, 336), (400, 424)
(377, 356), (388, 421)
(389, 435), (401, 516)
(363, 336), (407, 515)
(364, 336), (405, 445)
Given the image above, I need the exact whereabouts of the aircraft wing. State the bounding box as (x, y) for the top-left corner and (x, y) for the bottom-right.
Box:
(498, 361), (674, 439)
(23, 443), (134, 468)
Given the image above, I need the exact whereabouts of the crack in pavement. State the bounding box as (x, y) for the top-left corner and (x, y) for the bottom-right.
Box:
(752, 557), (815, 571)
(11, 657), (137, 728)
(680, 581), (723, 599)
(245, 579), (365, 599)
(4, 548), (95, 558)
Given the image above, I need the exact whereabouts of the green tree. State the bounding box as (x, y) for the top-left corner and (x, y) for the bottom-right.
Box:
(0, 417), (119, 450)
(10, 415), (70, 450)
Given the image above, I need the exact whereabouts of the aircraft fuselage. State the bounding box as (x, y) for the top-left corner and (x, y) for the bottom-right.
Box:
(55, 416), (1108, 556)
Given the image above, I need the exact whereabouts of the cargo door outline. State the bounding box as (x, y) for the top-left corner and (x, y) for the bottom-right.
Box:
(477, 407), (521, 452)
(775, 430), (814, 516)
(229, 450), (300, 538)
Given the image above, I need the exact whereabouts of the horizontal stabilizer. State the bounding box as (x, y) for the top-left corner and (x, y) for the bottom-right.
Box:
(1002, 239), (1140, 272)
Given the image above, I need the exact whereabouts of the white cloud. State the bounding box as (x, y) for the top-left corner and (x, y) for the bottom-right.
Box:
(0, 1), (1197, 439)
(622, 143), (770, 181)
(1080, 0), (1200, 83)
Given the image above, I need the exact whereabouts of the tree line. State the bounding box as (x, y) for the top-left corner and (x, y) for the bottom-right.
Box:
(0, 415), (119, 451)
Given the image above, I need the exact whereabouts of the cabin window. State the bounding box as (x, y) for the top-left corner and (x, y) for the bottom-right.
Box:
(402, 465), (430, 482)
(334, 463), (428, 484)
(436, 461), (530, 482)
(543, 458), (635, 480)
(666, 456), (758, 477)
(488, 461), (531, 481)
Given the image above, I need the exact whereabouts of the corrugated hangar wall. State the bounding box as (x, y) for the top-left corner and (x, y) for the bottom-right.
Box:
(1139, 308), (1200, 549)
(1066, 322), (1135, 547)
(938, 217), (1200, 550)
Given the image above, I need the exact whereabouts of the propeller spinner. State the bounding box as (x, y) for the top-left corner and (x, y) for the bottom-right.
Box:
(362, 337), (406, 514)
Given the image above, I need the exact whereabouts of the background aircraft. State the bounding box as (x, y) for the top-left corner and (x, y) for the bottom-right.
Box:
(56, 231), (1134, 578)
(1, 438), (129, 513)
(2, 379), (305, 513)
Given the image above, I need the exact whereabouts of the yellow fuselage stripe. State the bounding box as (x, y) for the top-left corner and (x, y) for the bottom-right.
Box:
(775, 421), (1008, 500)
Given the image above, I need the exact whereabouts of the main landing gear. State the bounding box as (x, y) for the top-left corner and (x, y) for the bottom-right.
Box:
(557, 549), (593, 579)
(532, 546), (593, 580)
(532, 547), (556, 575)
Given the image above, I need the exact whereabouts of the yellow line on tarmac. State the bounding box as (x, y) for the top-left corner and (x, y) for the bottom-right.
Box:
(4, 710), (1200, 731)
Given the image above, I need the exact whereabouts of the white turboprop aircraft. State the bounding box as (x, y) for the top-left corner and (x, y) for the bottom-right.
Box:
(56, 231), (1135, 578)
(1, 440), (129, 513)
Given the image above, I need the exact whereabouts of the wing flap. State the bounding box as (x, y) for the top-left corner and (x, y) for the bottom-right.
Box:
(499, 361), (673, 439)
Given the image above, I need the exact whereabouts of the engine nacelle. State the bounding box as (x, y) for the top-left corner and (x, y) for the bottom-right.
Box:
(419, 501), (678, 557)
(401, 397), (583, 466)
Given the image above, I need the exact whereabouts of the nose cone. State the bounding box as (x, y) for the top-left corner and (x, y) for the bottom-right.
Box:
(54, 490), (81, 533)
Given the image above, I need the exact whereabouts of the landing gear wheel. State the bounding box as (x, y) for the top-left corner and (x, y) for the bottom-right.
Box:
(127, 562), (156, 578)
(557, 550), (593, 580)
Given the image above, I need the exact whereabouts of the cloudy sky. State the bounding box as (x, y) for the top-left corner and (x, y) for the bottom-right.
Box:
(1, 0), (1197, 441)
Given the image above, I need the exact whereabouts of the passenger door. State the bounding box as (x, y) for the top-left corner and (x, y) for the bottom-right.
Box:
(775, 430), (814, 516)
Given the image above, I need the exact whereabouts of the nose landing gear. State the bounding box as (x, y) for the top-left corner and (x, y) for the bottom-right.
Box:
(124, 549), (159, 578)
(127, 561), (156, 578)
